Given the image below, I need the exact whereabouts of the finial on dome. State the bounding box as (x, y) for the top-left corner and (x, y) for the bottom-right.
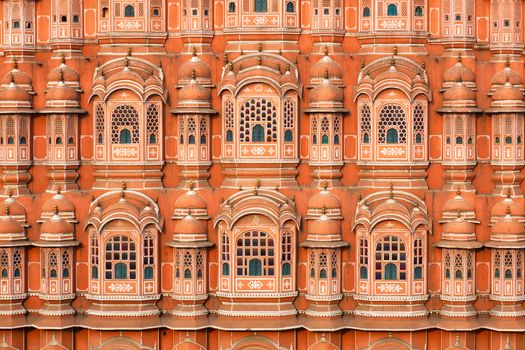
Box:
(257, 55), (262, 66)
(389, 183), (394, 198)
(12, 57), (17, 70)
(506, 206), (511, 215)
(127, 47), (132, 56)
(390, 56), (395, 67)
(9, 72), (14, 84)
(121, 181), (127, 198)
(324, 45), (329, 56)
(507, 188), (512, 198)
(188, 180), (195, 191)
(505, 55), (510, 67)
(393, 46), (398, 56)
(456, 209), (461, 218)
(457, 53), (462, 63)
(192, 46), (197, 57)
(456, 187), (461, 196)
(223, 53), (229, 64)
(258, 43), (263, 52)
(59, 68), (64, 83)
(321, 205), (327, 215)
(191, 69), (196, 81)
(4, 206), (9, 216)
(255, 178), (261, 189)
(322, 180), (328, 191)
(124, 56), (130, 69)
(324, 68), (329, 80)
(60, 54), (66, 65)
(6, 188), (12, 198)
(53, 205), (59, 215)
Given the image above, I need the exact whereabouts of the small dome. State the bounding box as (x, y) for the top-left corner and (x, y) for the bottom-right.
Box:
(40, 211), (74, 241)
(492, 195), (524, 217)
(174, 189), (207, 210)
(308, 216), (340, 236)
(174, 214), (207, 235)
(0, 82), (31, 103)
(308, 189), (341, 211)
(46, 83), (79, 103)
(0, 197), (26, 218)
(443, 216), (476, 235)
(444, 62), (475, 83)
(309, 78), (343, 105)
(443, 81), (476, 101)
(0, 68), (32, 86)
(492, 67), (523, 86)
(492, 216), (525, 235)
(492, 82), (524, 101)
(0, 214), (25, 238)
(310, 54), (343, 81)
(42, 192), (75, 215)
(46, 63), (80, 84)
(178, 52), (212, 83)
(442, 191), (475, 213)
(178, 77), (211, 108)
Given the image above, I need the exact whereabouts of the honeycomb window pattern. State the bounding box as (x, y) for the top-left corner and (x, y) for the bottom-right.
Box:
(378, 104), (407, 144)
(111, 105), (140, 144)
(239, 98), (277, 143)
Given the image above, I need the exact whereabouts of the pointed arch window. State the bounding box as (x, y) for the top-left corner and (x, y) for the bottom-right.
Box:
(286, 1), (295, 12)
(363, 7), (370, 17)
(387, 3), (398, 16)
(119, 129), (131, 144)
(414, 6), (423, 16)
(252, 124), (265, 142)
(254, 0), (267, 12)
(124, 5), (135, 17)
(386, 128), (398, 143)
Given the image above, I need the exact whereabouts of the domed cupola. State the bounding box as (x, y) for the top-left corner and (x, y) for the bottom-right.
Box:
(439, 79), (480, 113)
(170, 184), (211, 247)
(308, 71), (344, 111)
(0, 207), (27, 244)
(0, 75), (33, 113)
(176, 71), (212, 111)
(442, 55), (476, 91)
(302, 185), (346, 247)
(35, 207), (78, 246)
(43, 59), (83, 112)
(489, 57), (524, 96)
(177, 47), (212, 87)
(310, 47), (343, 86)
(487, 192), (525, 248)
(39, 188), (76, 223)
(487, 79), (525, 114)
(0, 191), (27, 223)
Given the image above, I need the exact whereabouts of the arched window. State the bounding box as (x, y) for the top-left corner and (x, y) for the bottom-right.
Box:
(112, 105), (139, 144)
(221, 234), (230, 276)
(252, 124), (265, 142)
(375, 235), (406, 280)
(105, 235), (136, 280)
(13, 21), (20, 29)
(189, 135), (196, 144)
(281, 262), (291, 276)
(119, 129), (131, 144)
(200, 135), (206, 144)
(387, 3), (398, 16)
(115, 263), (127, 279)
(124, 5), (135, 17)
(102, 7), (109, 17)
(363, 7), (370, 17)
(455, 269), (462, 279)
(226, 130), (233, 142)
(236, 231), (274, 276)
(184, 268), (192, 278)
(334, 135), (340, 145)
(322, 135), (329, 144)
(254, 0), (267, 12)
(249, 259), (263, 276)
(414, 6), (423, 16)
(229, 2), (236, 12)
(319, 269), (327, 278)
(495, 136), (500, 144)
(386, 128), (398, 143)
(284, 130), (293, 142)
(363, 133), (370, 143)
(495, 268), (500, 278)
(415, 133), (422, 144)
(378, 105), (406, 144)
(360, 266), (368, 279)
(222, 262), (230, 276)
(414, 266), (422, 280)
(0, 250), (8, 279)
(384, 263), (397, 280)
(20, 137), (26, 145)
(149, 134), (156, 144)
(505, 136), (513, 144)
(505, 269), (512, 279)
(286, 1), (295, 12)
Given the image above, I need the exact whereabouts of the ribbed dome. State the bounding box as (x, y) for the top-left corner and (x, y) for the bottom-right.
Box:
(309, 78), (343, 106)
(442, 216), (476, 235)
(40, 211), (74, 240)
(492, 215), (525, 235)
(174, 189), (207, 210)
(492, 67), (523, 86)
(46, 83), (79, 102)
(0, 214), (25, 239)
(444, 62), (475, 83)
(177, 76), (211, 108)
(442, 191), (475, 213)
(0, 82), (31, 102)
(308, 215), (340, 236)
(492, 195), (525, 217)
(308, 189), (341, 210)
(310, 54), (343, 81)
(46, 64), (80, 83)
(174, 214), (207, 235)
(0, 68), (31, 86)
(178, 52), (211, 83)
(443, 81), (475, 101)
(492, 82), (524, 101)
(0, 197), (26, 218)
(42, 192), (75, 215)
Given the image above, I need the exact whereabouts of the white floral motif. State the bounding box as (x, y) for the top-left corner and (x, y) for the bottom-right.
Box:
(248, 280), (263, 289)
(377, 283), (402, 293)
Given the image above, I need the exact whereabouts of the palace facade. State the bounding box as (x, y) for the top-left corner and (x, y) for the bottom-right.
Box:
(0, 0), (524, 348)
